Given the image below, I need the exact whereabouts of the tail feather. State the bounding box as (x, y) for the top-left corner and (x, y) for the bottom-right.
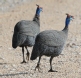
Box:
(12, 33), (18, 48)
(12, 23), (19, 48)
(30, 44), (39, 60)
(12, 22), (24, 48)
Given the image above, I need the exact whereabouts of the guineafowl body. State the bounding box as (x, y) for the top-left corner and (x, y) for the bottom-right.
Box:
(30, 14), (74, 72)
(12, 5), (42, 63)
(12, 20), (40, 48)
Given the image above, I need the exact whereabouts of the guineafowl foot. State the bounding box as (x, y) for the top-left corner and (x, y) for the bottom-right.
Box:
(35, 64), (41, 72)
(48, 69), (58, 72)
(21, 61), (26, 64)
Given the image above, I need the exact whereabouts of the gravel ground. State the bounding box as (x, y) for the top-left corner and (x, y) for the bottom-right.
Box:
(0, 0), (81, 78)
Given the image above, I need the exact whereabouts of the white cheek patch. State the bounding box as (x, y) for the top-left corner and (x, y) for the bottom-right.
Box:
(70, 18), (72, 20)
(70, 17), (73, 21)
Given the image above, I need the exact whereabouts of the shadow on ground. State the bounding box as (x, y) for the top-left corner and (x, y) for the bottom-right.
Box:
(0, 72), (28, 77)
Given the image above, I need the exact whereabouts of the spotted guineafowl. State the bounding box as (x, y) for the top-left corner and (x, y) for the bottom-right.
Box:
(30, 14), (74, 72)
(12, 4), (43, 63)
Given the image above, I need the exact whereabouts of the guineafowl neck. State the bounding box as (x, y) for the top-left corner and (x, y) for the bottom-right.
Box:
(33, 14), (40, 26)
(62, 25), (68, 34)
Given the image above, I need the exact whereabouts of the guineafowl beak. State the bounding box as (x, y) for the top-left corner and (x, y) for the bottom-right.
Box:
(71, 16), (74, 19)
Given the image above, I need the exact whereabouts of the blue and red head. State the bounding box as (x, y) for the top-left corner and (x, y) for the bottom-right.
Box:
(36, 4), (43, 16)
(65, 13), (74, 27)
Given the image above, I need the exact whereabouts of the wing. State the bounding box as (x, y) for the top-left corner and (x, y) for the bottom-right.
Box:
(36, 30), (67, 46)
(15, 20), (40, 36)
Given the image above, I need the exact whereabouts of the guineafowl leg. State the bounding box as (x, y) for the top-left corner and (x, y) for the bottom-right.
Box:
(35, 56), (41, 71)
(48, 56), (57, 72)
(25, 46), (30, 61)
(21, 47), (26, 63)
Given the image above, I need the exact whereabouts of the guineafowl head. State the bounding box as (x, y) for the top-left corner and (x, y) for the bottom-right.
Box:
(65, 13), (74, 27)
(62, 13), (74, 32)
(36, 4), (43, 15)
(33, 4), (43, 21)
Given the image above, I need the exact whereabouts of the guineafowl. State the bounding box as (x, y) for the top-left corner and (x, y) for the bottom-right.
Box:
(30, 14), (74, 72)
(12, 4), (43, 63)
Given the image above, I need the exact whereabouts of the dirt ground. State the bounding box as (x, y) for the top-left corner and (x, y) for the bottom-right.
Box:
(0, 0), (81, 78)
